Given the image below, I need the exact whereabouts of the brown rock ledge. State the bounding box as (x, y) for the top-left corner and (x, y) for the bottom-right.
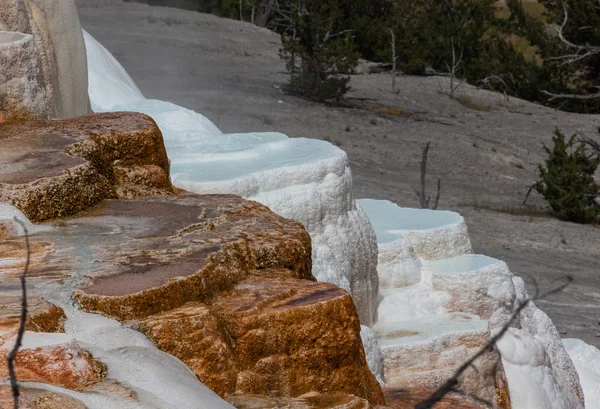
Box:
(383, 388), (481, 409)
(66, 193), (381, 404)
(73, 193), (313, 320)
(136, 276), (383, 403)
(0, 296), (66, 335)
(0, 112), (173, 222)
(226, 392), (373, 408)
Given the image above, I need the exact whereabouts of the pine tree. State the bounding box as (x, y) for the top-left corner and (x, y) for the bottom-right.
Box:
(535, 129), (600, 223)
(278, 0), (360, 103)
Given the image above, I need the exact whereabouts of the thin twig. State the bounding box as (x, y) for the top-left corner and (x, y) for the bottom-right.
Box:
(523, 184), (535, 205)
(415, 142), (443, 209)
(7, 218), (30, 409)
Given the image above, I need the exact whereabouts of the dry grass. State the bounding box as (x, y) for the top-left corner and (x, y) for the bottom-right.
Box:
(359, 103), (416, 118)
(468, 202), (552, 218)
(456, 95), (492, 112)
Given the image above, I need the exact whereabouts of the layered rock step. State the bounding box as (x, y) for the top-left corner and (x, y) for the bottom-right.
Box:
(0, 112), (172, 222)
(383, 388), (482, 409)
(359, 199), (585, 409)
(373, 313), (509, 407)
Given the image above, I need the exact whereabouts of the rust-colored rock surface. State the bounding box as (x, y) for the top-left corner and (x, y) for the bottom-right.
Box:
(0, 382), (87, 409)
(0, 296), (65, 335)
(136, 276), (384, 404)
(0, 112), (173, 222)
(382, 388), (481, 409)
(226, 392), (373, 408)
(0, 333), (105, 390)
(72, 193), (313, 320)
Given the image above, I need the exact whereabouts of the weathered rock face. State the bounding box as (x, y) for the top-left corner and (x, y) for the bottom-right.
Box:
(0, 333), (105, 390)
(0, 31), (49, 121)
(374, 313), (510, 408)
(136, 276), (383, 402)
(383, 388), (482, 409)
(0, 382), (87, 409)
(0, 299), (101, 392)
(0, 296), (65, 335)
(0, 112), (173, 222)
(226, 393), (373, 409)
(0, 0), (90, 119)
(66, 194), (381, 404)
(71, 194), (313, 321)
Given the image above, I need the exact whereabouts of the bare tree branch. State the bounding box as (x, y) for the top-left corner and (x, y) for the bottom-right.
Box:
(542, 88), (600, 101)
(415, 275), (573, 409)
(549, 0), (600, 56)
(541, 0), (600, 99)
(577, 133), (600, 154)
(322, 29), (354, 43)
(477, 75), (511, 101)
(7, 218), (30, 409)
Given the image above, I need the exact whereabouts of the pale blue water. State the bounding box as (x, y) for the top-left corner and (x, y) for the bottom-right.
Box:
(357, 198), (463, 244)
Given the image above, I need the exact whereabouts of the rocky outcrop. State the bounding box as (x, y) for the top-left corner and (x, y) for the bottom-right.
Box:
(0, 0), (90, 118)
(226, 393), (373, 409)
(1, 112), (383, 407)
(66, 193), (382, 404)
(0, 112), (173, 222)
(0, 296), (65, 335)
(0, 333), (105, 390)
(0, 382), (87, 409)
(383, 388), (482, 409)
(360, 199), (585, 409)
(136, 277), (382, 402)
(374, 313), (509, 407)
(67, 193), (382, 405)
(71, 194), (313, 321)
(0, 298), (100, 392)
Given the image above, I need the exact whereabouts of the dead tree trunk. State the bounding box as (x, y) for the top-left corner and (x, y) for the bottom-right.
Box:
(255, 0), (277, 27)
(388, 28), (398, 94)
(445, 38), (464, 99)
(414, 141), (442, 209)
